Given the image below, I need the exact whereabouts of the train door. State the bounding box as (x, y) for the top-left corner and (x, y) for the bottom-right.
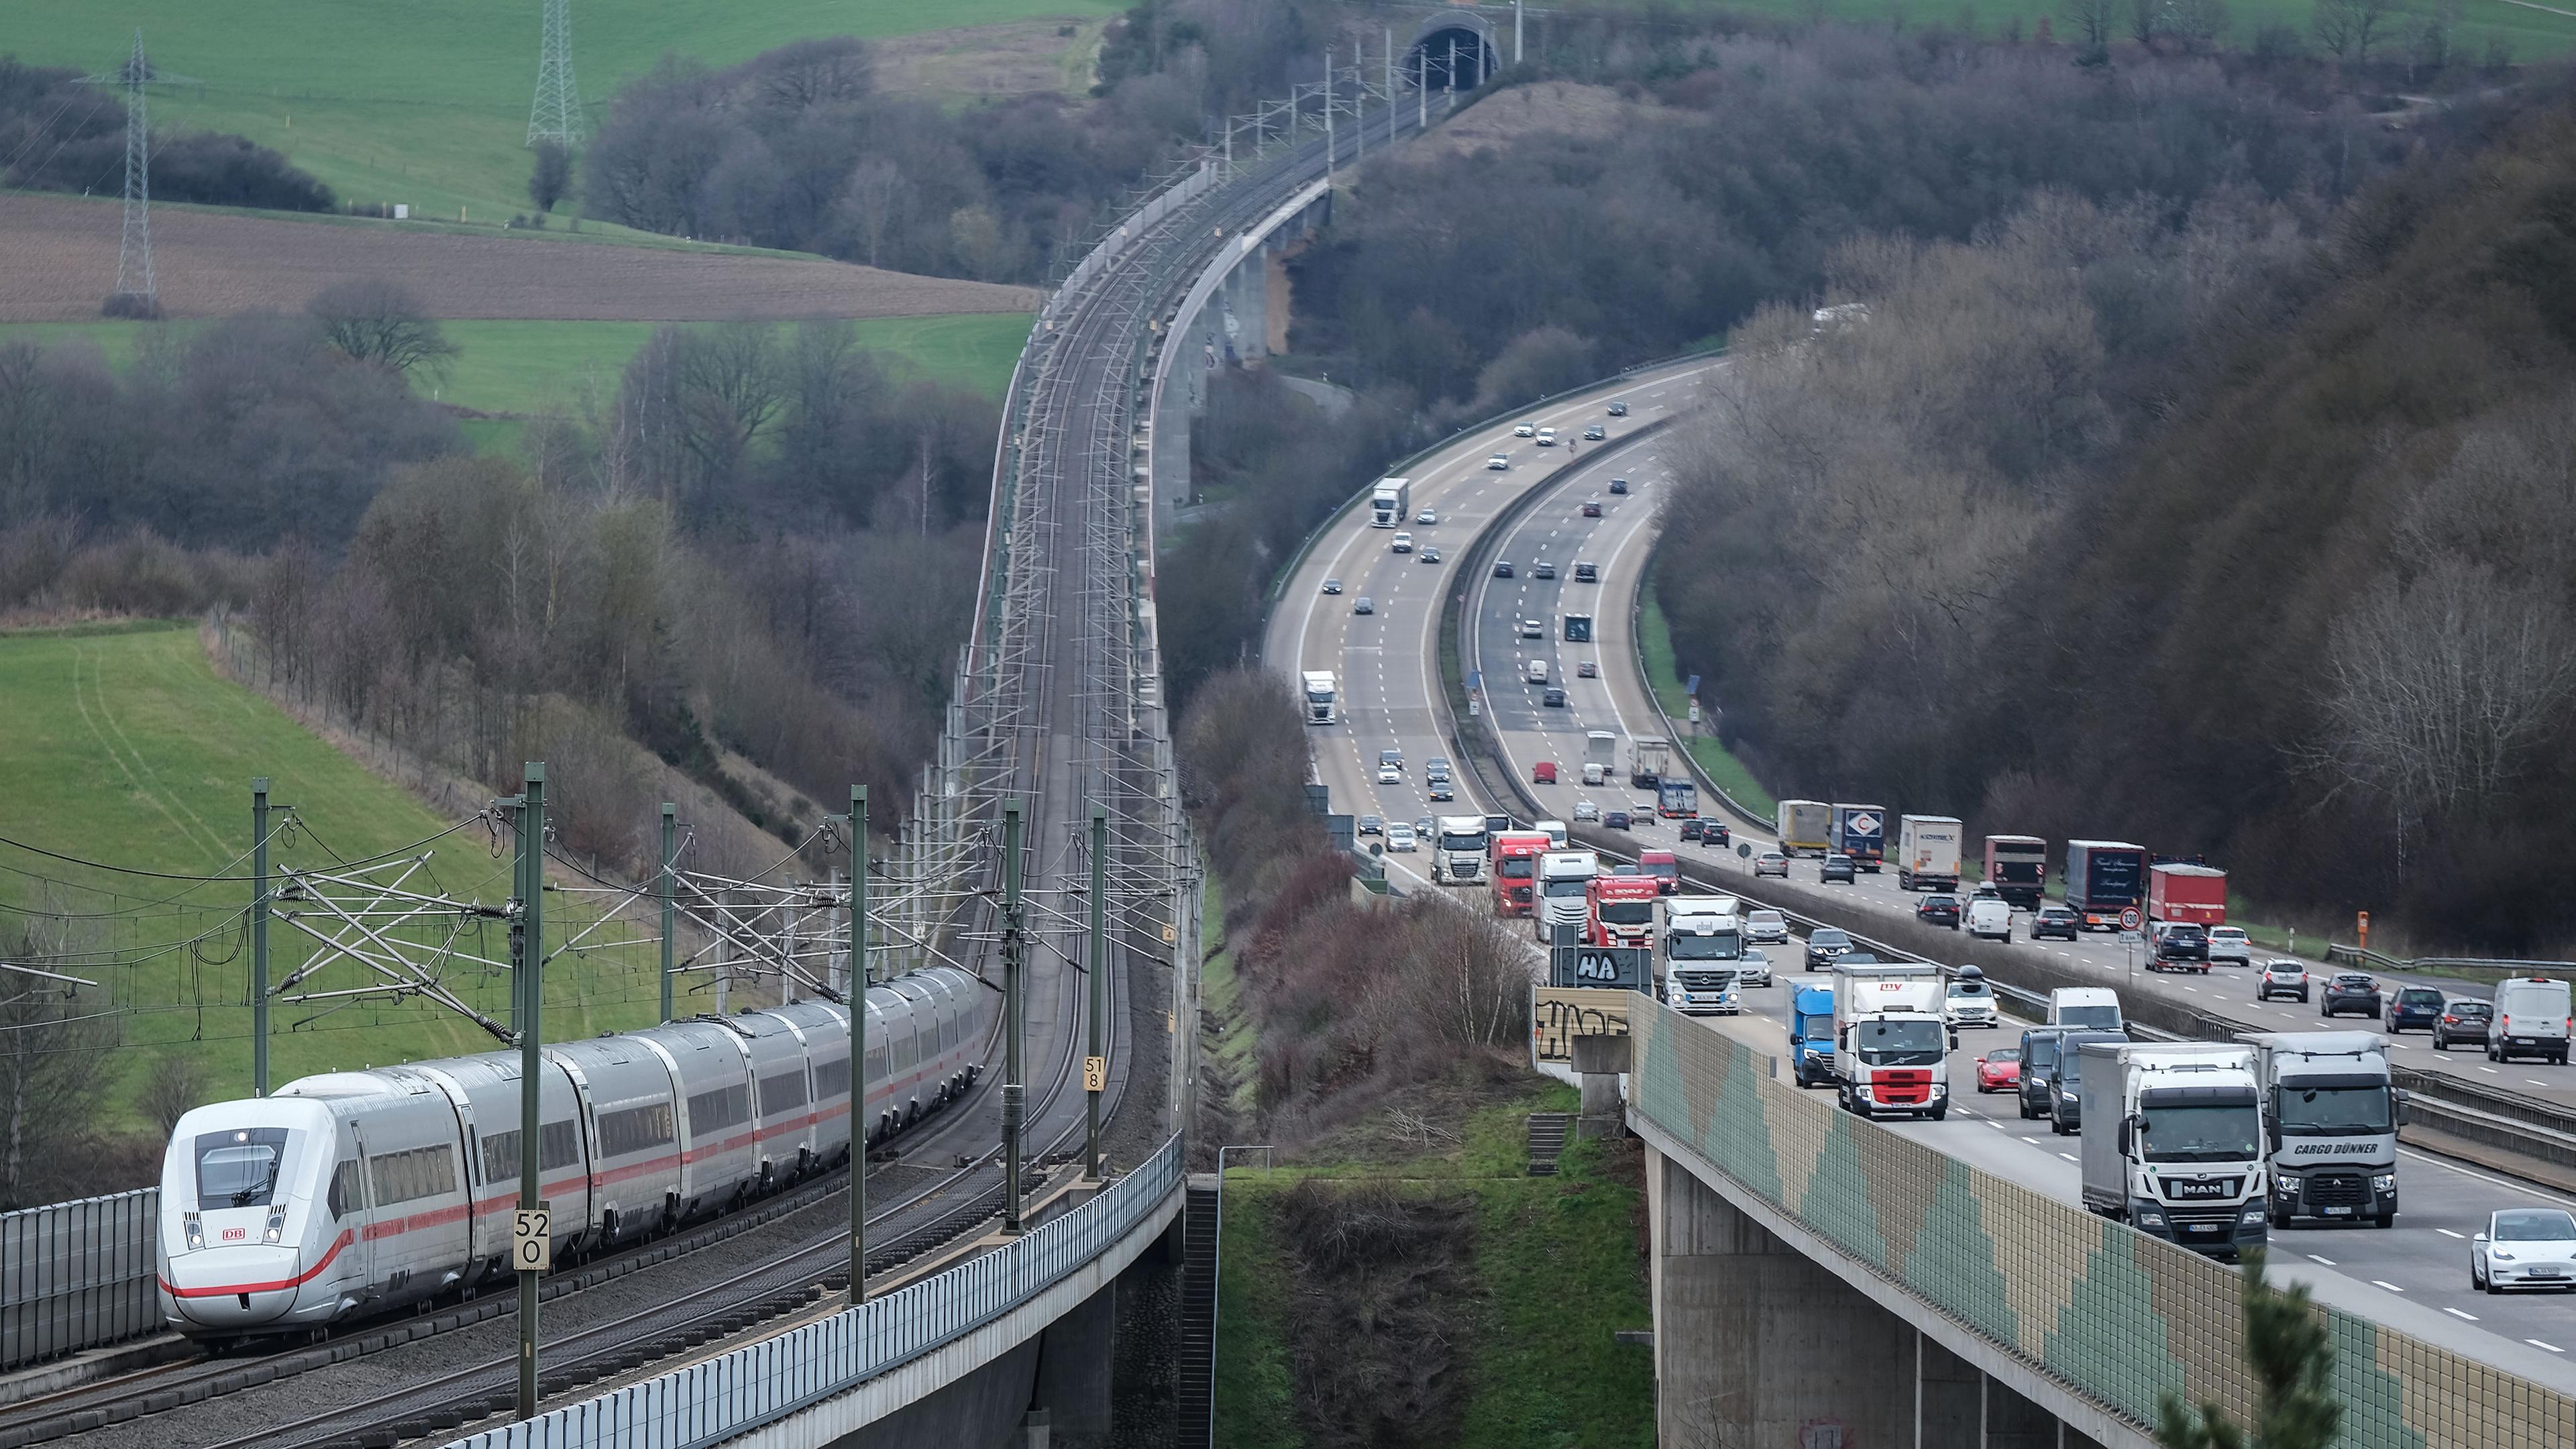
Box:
(341, 1117), (376, 1303)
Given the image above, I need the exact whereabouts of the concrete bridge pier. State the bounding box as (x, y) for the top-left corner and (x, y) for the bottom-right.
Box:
(1646, 1144), (2118, 1449)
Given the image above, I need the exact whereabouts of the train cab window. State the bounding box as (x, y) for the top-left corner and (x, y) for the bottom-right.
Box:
(327, 1159), (365, 1220)
(759, 1070), (808, 1116)
(194, 1128), (290, 1210)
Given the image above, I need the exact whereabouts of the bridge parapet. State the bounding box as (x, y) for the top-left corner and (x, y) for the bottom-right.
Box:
(437, 1136), (1183, 1449)
(1627, 1001), (2576, 1447)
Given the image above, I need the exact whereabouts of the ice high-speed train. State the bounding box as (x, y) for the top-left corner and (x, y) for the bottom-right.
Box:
(158, 968), (985, 1341)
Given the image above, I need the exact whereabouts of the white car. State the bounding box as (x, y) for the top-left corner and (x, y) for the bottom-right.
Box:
(1377, 763), (1401, 785)
(1733, 948), (1774, 988)
(1945, 972), (2000, 1029)
(1391, 531), (1414, 554)
(1573, 800), (1601, 822)
(1387, 824), (1419, 853)
(1513, 422), (1537, 438)
(1743, 909), (1790, 945)
(2471, 1208), (2576, 1293)
(1487, 454), (1510, 470)
(2206, 926), (2252, 966)
(1519, 617), (1544, 639)
(1415, 508), (1438, 525)
(1536, 427), (1558, 447)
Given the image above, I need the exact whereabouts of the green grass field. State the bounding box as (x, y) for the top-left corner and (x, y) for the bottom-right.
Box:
(1638, 580), (1778, 818)
(0, 313), (1031, 413)
(0, 621), (665, 1128)
(1212, 1085), (1656, 1448)
(9, 1), (1126, 227)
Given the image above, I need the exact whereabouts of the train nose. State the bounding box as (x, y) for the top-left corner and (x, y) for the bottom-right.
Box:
(161, 1246), (309, 1329)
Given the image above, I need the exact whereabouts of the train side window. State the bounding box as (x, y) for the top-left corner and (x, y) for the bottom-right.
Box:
(759, 1070), (807, 1116)
(814, 1055), (849, 1099)
(327, 1159), (364, 1220)
(542, 1119), (581, 1169)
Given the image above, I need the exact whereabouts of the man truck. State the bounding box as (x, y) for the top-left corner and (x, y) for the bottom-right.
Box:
(1300, 670), (1337, 725)
(1830, 804), (1887, 872)
(1490, 830), (1550, 917)
(2241, 1032), (2397, 1228)
(1777, 799), (1831, 857)
(1369, 477), (1411, 527)
(2148, 863), (2228, 926)
(2078, 1042), (2269, 1258)
(1833, 963), (1953, 1120)
(1896, 815), (1962, 892)
(1788, 977), (1837, 1088)
(1984, 835), (2047, 910)
(1432, 816), (1491, 887)
(2065, 840), (2148, 930)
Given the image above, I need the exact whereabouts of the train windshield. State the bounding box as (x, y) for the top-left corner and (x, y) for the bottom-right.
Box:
(195, 1127), (292, 1210)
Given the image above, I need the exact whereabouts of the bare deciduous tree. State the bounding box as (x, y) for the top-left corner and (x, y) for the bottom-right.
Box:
(2060, 0), (2122, 53)
(307, 278), (459, 378)
(2311, 0), (2397, 58)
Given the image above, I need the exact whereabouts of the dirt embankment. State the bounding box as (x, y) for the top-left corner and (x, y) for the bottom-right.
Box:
(0, 194), (1040, 323)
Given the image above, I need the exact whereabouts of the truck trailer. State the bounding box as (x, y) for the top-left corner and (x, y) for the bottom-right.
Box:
(2148, 863), (2228, 926)
(2064, 840), (2148, 930)
(1776, 799), (1831, 857)
(2241, 1032), (2396, 1228)
(1896, 815), (1962, 892)
(1829, 804), (1886, 872)
(1368, 477), (1411, 527)
(2078, 1042), (2269, 1258)
(1629, 739), (1674, 789)
(1984, 835), (2047, 909)
(1832, 963), (1953, 1120)
(1584, 730), (1617, 787)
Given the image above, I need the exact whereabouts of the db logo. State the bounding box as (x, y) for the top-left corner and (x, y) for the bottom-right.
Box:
(221, 1228), (248, 1242)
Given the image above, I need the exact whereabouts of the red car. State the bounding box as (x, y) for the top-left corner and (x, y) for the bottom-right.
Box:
(1974, 1047), (2023, 1094)
(1580, 500), (1604, 518)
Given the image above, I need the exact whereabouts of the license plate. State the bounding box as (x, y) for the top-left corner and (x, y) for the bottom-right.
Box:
(2188, 1223), (2218, 1233)
(2322, 1205), (2353, 1216)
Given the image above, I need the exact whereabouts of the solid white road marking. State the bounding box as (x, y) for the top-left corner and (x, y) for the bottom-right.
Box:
(2371, 1280), (2404, 1293)
(2437, 1228), (2466, 1239)
(2530, 1339), (2566, 1353)
(2445, 1307), (2479, 1322)
(2057, 1152), (2078, 1163)
(2308, 1254), (2337, 1267)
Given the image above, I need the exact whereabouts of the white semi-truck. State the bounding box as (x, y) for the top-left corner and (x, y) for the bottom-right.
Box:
(1537, 850), (1597, 942)
(1300, 670), (1337, 725)
(1433, 815), (1491, 886)
(2078, 1042), (2269, 1258)
(2241, 1032), (2397, 1228)
(1896, 814), (1963, 892)
(1831, 963), (1952, 1120)
(1369, 477), (1412, 528)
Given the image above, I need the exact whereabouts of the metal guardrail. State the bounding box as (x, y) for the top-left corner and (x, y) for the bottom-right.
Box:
(1, 1188), (161, 1371)
(437, 1136), (1184, 1449)
(2323, 943), (2576, 977)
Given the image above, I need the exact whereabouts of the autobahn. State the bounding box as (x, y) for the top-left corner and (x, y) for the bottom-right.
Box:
(1268, 366), (2576, 1395)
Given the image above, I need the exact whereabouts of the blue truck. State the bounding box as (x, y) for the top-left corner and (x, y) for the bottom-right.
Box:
(1830, 803), (1886, 873)
(1788, 977), (1838, 1087)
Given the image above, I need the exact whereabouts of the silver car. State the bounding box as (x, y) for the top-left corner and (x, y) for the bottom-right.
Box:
(1573, 800), (1601, 822)
(1387, 824), (1419, 853)
(2471, 1208), (2576, 1293)
(1733, 948), (1774, 988)
(1743, 909), (1790, 945)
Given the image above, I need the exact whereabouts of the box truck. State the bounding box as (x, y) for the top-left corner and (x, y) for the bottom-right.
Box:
(1896, 815), (1963, 892)
(1629, 739), (1674, 788)
(2148, 863), (2228, 926)
(1369, 477), (1411, 527)
(2078, 1042), (2269, 1258)
(2064, 840), (2148, 930)
(1829, 804), (1886, 871)
(1776, 799), (1831, 857)
(2241, 1032), (2396, 1228)
(1832, 963), (1953, 1120)
(1984, 835), (2047, 910)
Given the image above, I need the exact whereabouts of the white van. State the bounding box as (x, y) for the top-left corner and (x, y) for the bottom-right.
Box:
(1582, 761), (1607, 787)
(1964, 898), (2012, 941)
(1525, 658), (1549, 686)
(1536, 818), (1569, 850)
(2491, 977), (2572, 1064)
(2049, 987), (2123, 1032)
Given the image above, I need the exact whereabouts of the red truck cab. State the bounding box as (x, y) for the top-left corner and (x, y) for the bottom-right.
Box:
(1491, 831), (1551, 917)
(1587, 875), (1663, 947)
(1638, 850), (1681, 895)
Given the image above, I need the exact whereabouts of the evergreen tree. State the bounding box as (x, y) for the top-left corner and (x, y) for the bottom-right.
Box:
(2158, 1249), (2342, 1449)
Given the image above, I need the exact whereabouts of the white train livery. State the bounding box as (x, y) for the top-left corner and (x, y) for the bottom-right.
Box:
(158, 968), (984, 1341)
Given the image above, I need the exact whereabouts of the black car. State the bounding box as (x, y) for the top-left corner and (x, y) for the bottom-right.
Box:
(1357, 814), (1383, 836)
(1805, 928), (1854, 969)
(2031, 904), (2080, 941)
(1608, 478), (1630, 494)
(1605, 810), (1631, 830)
(2321, 973), (2383, 1019)
(1428, 780), (1454, 802)
(1679, 818), (1705, 841)
(1582, 423), (1606, 440)
(1703, 822), (1731, 848)
(1543, 686), (1567, 707)
(1819, 853), (1856, 884)
(2150, 923), (2210, 973)
(2043, 1030), (2129, 1135)
(2434, 998), (2493, 1050)
(2386, 985), (2446, 1034)
(1607, 401), (1629, 417)
(1493, 560), (1515, 578)
(2017, 1028), (2071, 1122)
(1916, 894), (1962, 928)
